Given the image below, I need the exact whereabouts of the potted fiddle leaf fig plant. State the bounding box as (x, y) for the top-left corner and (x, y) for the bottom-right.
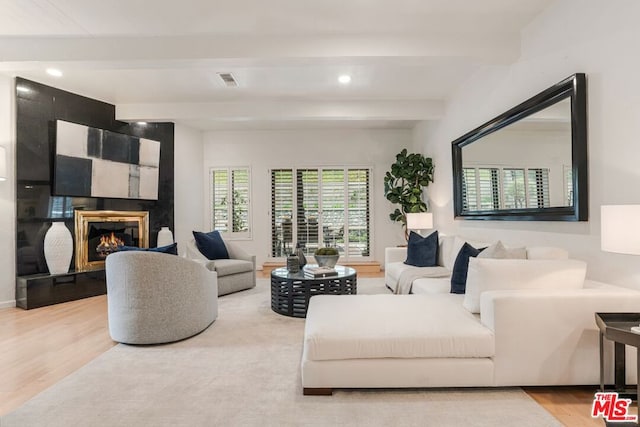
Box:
(383, 148), (434, 239)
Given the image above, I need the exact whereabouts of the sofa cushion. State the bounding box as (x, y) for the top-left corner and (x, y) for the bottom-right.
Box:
(411, 277), (451, 294)
(208, 259), (253, 276)
(304, 294), (495, 361)
(193, 230), (230, 260)
(404, 231), (438, 267)
(463, 258), (587, 313)
(450, 243), (486, 294)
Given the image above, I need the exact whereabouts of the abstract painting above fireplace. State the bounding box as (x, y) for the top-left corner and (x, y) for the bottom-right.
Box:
(54, 120), (161, 200)
(75, 210), (149, 271)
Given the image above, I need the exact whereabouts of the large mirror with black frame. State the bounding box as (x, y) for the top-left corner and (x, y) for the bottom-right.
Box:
(452, 73), (587, 221)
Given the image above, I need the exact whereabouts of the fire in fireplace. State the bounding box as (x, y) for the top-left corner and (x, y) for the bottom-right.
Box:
(75, 210), (149, 271)
(96, 232), (126, 258)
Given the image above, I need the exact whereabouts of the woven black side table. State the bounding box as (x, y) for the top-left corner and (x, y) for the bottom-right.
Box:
(270, 265), (357, 318)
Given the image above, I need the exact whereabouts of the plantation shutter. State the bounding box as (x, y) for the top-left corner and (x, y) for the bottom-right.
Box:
(212, 169), (229, 232)
(271, 169), (294, 256)
(321, 169), (346, 253)
(296, 169), (319, 253)
(478, 168), (499, 210)
(270, 167), (371, 259)
(503, 168), (526, 209)
(347, 169), (370, 257)
(462, 168), (477, 210)
(231, 169), (250, 232)
(527, 168), (550, 208)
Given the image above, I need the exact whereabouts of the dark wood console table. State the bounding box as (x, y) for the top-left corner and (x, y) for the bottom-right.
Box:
(595, 312), (640, 425)
(16, 269), (106, 309)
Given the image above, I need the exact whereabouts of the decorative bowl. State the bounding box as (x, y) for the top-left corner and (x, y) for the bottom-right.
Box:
(314, 254), (339, 268)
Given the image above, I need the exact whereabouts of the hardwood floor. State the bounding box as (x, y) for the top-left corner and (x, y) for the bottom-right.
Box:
(0, 272), (608, 426)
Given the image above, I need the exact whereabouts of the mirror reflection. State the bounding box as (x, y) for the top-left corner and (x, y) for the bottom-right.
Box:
(461, 99), (572, 212)
(452, 73), (587, 221)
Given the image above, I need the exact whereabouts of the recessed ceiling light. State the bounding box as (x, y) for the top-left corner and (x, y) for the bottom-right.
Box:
(46, 68), (63, 77)
(338, 75), (351, 84)
(136, 121), (147, 125)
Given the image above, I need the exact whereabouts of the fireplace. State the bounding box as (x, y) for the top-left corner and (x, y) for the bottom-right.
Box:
(74, 210), (149, 270)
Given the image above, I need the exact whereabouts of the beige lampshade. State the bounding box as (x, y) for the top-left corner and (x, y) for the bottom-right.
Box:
(406, 212), (433, 230)
(601, 205), (640, 255)
(0, 146), (6, 181)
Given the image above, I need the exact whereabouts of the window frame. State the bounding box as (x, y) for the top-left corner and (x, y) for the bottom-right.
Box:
(268, 165), (374, 261)
(209, 166), (252, 241)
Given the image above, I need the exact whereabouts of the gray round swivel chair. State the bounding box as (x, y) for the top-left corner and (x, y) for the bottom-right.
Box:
(106, 251), (218, 344)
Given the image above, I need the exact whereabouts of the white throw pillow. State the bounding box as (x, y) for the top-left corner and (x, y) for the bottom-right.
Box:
(462, 258), (587, 313)
(477, 240), (526, 259)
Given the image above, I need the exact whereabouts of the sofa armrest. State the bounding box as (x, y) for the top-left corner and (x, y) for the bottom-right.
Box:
(385, 247), (407, 266)
(480, 288), (640, 386)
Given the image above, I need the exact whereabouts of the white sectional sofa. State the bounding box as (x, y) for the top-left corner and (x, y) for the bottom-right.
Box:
(301, 236), (640, 395)
(385, 235), (569, 294)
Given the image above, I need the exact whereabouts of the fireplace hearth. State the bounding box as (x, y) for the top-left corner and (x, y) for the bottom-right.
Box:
(75, 210), (149, 270)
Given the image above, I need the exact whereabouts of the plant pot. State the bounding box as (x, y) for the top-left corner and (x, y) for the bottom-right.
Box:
(314, 254), (339, 268)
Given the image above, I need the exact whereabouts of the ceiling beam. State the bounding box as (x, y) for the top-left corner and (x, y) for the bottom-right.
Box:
(115, 100), (444, 123)
(0, 33), (519, 65)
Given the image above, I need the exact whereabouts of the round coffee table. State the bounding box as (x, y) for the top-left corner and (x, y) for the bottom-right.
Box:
(270, 265), (357, 318)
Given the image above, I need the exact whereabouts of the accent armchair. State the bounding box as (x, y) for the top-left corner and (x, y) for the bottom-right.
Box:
(106, 251), (218, 344)
(186, 238), (256, 296)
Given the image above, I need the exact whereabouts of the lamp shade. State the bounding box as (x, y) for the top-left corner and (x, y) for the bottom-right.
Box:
(406, 212), (433, 230)
(0, 146), (6, 181)
(601, 205), (640, 255)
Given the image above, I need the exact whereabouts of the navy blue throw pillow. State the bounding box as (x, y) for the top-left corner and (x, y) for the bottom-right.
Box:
(450, 242), (486, 294)
(118, 242), (178, 255)
(193, 230), (230, 260)
(404, 230), (439, 267)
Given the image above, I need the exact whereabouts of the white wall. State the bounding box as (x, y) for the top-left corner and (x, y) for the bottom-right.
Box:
(414, 0), (640, 289)
(0, 75), (16, 307)
(174, 124), (204, 255)
(202, 128), (411, 267)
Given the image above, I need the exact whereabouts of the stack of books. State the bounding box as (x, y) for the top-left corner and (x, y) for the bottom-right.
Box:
(303, 266), (338, 278)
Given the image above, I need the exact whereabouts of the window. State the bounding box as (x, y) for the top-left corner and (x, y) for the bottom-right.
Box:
(462, 166), (549, 210)
(564, 165), (573, 206)
(48, 196), (74, 218)
(210, 167), (251, 238)
(270, 167), (371, 259)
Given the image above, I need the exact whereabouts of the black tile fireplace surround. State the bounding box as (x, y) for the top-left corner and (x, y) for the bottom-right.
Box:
(15, 77), (175, 309)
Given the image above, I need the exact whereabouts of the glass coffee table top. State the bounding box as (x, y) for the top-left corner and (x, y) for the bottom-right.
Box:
(271, 264), (356, 280)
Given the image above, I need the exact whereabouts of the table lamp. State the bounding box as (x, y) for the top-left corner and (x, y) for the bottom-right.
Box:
(601, 205), (640, 332)
(406, 212), (433, 236)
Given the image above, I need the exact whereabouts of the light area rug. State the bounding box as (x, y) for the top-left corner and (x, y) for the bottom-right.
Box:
(2, 278), (561, 427)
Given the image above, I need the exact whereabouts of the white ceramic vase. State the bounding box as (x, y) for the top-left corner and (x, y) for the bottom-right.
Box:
(157, 226), (174, 247)
(44, 222), (73, 275)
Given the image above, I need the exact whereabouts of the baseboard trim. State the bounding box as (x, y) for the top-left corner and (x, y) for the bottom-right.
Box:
(0, 299), (17, 309)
